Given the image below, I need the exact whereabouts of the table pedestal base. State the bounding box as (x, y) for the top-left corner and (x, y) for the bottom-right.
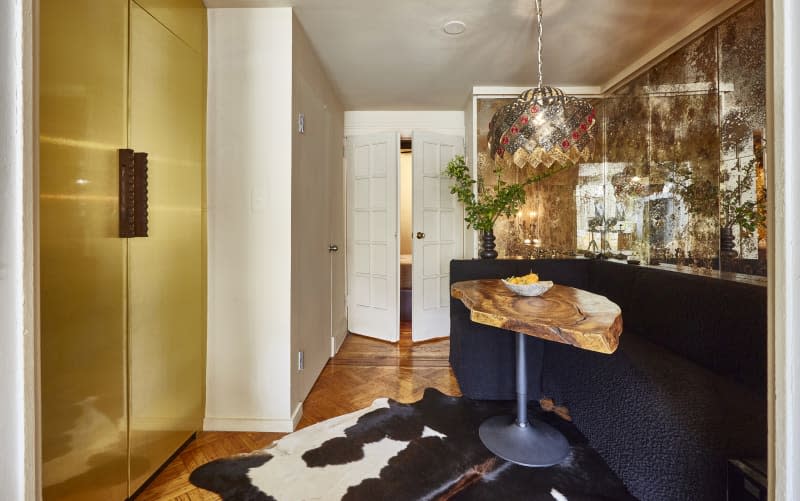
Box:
(478, 331), (570, 467)
(479, 415), (569, 467)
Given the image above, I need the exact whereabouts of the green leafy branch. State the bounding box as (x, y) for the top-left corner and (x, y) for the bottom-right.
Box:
(667, 158), (766, 233)
(720, 158), (766, 233)
(445, 155), (569, 233)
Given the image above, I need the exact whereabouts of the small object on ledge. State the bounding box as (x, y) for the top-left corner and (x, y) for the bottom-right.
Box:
(649, 258), (660, 266)
(627, 259), (640, 265)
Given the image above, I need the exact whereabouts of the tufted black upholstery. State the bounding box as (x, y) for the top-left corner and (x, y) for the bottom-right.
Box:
(449, 258), (767, 501)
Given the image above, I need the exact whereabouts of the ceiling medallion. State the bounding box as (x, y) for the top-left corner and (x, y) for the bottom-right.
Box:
(487, 0), (596, 171)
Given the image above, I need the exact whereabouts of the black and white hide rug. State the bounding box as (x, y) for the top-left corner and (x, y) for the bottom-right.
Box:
(190, 388), (634, 500)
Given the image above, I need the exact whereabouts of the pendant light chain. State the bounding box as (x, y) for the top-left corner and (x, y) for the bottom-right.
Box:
(536, 0), (543, 89)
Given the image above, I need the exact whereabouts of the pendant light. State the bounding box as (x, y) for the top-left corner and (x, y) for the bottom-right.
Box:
(487, 0), (596, 171)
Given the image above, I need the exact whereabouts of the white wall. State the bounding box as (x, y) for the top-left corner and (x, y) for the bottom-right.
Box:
(205, 8), (296, 431)
(0, 0), (36, 499)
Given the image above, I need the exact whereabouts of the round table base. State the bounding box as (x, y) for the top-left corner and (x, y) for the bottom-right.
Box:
(479, 414), (570, 467)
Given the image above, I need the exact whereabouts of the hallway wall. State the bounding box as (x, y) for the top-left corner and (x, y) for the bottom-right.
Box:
(206, 8), (295, 431)
(290, 12), (345, 417)
(206, 7), (345, 432)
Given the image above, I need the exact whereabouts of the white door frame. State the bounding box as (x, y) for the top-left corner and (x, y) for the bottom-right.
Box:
(4, 0), (39, 499)
(768, 0), (800, 497)
(343, 112), (466, 345)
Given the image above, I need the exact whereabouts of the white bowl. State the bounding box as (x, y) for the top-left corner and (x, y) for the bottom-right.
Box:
(501, 279), (554, 297)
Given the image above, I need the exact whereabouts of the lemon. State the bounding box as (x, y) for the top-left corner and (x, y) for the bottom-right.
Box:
(506, 273), (539, 285)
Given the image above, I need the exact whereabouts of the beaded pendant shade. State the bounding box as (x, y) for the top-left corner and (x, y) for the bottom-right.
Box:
(487, 0), (596, 170)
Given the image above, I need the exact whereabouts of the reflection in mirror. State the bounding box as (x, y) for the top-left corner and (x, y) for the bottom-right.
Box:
(474, 0), (766, 277)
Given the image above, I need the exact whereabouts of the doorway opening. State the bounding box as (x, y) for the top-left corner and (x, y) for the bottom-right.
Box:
(345, 131), (463, 344)
(399, 138), (413, 327)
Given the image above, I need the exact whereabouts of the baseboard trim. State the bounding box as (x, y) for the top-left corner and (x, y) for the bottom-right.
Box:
(203, 416), (295, 433)
(291, 402), (303, 430)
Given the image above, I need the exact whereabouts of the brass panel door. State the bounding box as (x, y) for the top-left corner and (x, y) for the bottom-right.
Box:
(127, 2), (206, 493)
(132, 0), (206, 53)
(39, 1), (130, 499)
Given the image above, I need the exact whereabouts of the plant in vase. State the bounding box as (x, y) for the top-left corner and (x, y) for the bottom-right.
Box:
(667, 158), (766, 261)
(445, 155), (528, 259)
(719, 158), (766, 259)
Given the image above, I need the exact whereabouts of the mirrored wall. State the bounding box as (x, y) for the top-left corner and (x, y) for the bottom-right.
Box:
(475, 0), (766, 276)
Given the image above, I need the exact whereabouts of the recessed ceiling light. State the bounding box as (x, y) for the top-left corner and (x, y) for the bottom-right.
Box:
(443, 20), (466, 36)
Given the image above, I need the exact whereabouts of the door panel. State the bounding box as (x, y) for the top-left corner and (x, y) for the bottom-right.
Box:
(128, 3), (205, 493)
(411, 132), (464, 341)
(40, 1), (130, 500)
(347, 134), (400, 342)
(292, 75), (332, 401)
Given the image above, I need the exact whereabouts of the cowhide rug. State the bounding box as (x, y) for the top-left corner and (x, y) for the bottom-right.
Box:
(190, 388), (635, 500)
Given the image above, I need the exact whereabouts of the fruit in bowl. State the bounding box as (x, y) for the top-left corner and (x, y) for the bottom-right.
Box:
(505, 272), (539, 285)
(501, 273), (554, 296)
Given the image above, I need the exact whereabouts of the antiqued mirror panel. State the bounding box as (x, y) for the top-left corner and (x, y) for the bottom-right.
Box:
(718, 0), (767, 274)
(473, 0), (766, 277)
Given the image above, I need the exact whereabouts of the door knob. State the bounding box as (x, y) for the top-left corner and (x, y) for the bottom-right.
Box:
(328, 244), (339, 252)
(416, 232), (425, 239)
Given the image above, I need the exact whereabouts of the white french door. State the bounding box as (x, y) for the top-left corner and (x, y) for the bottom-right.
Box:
(346, 133), (400, 342)
(411, 132), (464, 341)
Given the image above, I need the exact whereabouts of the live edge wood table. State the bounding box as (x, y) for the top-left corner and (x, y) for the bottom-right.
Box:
(451, 279), (623, 467)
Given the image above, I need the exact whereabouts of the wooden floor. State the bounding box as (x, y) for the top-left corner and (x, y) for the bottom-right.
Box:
(136, 322), (461, 500)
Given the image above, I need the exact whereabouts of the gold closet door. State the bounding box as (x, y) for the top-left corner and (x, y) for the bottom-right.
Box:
(127, 2), (206, 493)
(39, 1), (130, 500)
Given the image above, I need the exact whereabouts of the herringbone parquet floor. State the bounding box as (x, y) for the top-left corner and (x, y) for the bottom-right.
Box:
(136, 322), (461, 500)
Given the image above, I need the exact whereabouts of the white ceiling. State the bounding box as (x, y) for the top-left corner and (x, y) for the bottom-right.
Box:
(204, 0), (733, 110)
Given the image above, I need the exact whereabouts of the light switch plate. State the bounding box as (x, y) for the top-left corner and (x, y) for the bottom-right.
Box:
(298, 113), (305, 134)
(251, 188), (266, 212)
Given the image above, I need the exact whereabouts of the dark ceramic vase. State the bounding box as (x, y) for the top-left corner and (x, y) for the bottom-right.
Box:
(479, 230), (498, 259)
(720, 226), (739, 260)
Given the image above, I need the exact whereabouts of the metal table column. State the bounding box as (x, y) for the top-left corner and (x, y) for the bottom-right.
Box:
(478, 332), (570, 467)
